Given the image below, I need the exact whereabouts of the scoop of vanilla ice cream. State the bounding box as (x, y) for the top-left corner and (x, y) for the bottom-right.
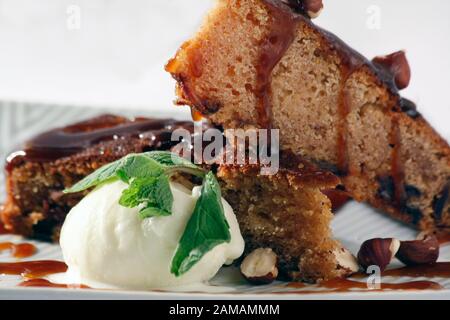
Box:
(60, 180), (245, 290)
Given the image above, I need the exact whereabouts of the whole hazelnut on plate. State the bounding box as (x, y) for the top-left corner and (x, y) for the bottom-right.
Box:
(357, 238), (400, 272)
(241, 248), (279, 285)
(396, 233), (440, 266)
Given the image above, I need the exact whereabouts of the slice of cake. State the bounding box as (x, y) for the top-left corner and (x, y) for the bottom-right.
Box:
(217, 153), (357, 282)
(166, 0), (450, 234)
(1, 115), (195, 241)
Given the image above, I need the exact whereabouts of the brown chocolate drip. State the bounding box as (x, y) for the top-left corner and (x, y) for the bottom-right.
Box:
(322, 278), (441, 291)
(399, 98), (421, 119)
(335, 62), (365, 176)
(256, 0), (298, 129)
(0, 260), (68, 278)
(6, 115), (194, 170)
(314, 21), (406, 99)
(272, 6), (415, 183)
(281, 0), (306, 14)
(312, 21), (410, 208)
(191, 109), (204, 122)
(285, 278), (442, 294)
(313, 25), (366, 177)
(0, 222), (8, 235)
(438, 234), (450, 246)
(382, 262), (450, 278)
(0, 242), (37, 259)
(19, 278), (90, 289)
(322, 188), (352, 212)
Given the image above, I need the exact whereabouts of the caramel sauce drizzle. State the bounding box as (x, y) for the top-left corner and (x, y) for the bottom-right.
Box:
(255, 2), (411, 219)
(438, 234), (450, 246)
(0, 242), (37, 259)
(333, 51), (367, 177)
(6, 115), (194, 167)
(0, 259), (447, 293)
(322, 188), (351, 212)
(0, 260), (67, 278)
(191, 109), (204, 122)
(19, 278), (90, 289)
(286, 278), (442, 294)
(256, 0), (298, 130)
(0, 222), (8, 235)
(284, 262), (450, 294)
(0, 259), (88, 289)
(382, 262), (450, 278)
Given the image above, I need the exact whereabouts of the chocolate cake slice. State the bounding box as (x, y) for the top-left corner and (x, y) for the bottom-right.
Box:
(166, 0), (450, 234)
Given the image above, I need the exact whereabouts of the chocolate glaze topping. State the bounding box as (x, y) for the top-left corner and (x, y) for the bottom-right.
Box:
(399, 98), (421, 119)
(255, 1), (422, 218)
(6, 115), (194, 170)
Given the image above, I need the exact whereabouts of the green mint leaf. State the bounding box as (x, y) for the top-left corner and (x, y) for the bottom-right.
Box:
(119, 175), (173, 216)
(171, 172), (231, 277)
(63, 158), (125, 194)
(145, 151), (206, 177)
(153, 174), (173, 213)
(139, 206), (171, 219)
(118, 177), (155, 208)
(116, 154), (164, 182)
(64, 153), (162, 194)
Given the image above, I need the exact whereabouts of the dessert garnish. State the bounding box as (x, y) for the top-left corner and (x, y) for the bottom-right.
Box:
(64, 151), (237, 277)
(65, 151), (205, 220)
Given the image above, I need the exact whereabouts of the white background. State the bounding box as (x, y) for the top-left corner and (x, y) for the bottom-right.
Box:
(0, 0), (448, 140)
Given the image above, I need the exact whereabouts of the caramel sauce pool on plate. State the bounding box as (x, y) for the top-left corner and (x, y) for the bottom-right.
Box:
(1, 225), (449, 293)
(0, 242), (37, 259)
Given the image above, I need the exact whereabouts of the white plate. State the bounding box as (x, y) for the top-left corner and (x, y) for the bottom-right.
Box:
(1, 102), (449, 300)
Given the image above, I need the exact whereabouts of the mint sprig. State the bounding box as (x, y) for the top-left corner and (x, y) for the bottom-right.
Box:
(64, 151), (232, 276)
(64, 152), (205, 218)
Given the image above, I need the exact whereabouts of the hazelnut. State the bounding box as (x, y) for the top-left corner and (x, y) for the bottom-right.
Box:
(284, 0), (324, 19)
(304, 0), (324, 19)
(372, 51), (411, 90)
(334, 247), (360, 274)
(396, 234), (440, 266)
(241, 248), (279, 285)
(357, 238), (400, 272)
